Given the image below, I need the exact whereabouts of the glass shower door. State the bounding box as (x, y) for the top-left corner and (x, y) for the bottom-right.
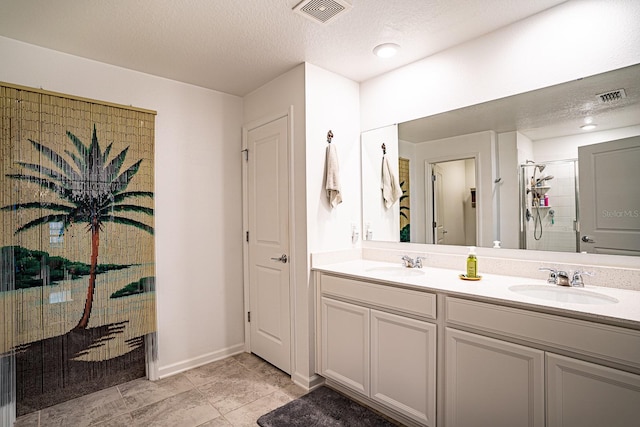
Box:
(520, 160), (578, 252)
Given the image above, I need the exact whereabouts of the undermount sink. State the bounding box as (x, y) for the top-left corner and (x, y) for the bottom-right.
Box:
(365, 266), (426, 277)
(508, 285), (618, 305)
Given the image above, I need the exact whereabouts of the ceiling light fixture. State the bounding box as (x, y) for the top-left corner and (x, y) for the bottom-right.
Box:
(580, 124), (597, 131)
(373, 43), (400, 58)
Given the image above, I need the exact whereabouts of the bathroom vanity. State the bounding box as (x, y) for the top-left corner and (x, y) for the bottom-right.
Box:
(312, 258), (640, 427)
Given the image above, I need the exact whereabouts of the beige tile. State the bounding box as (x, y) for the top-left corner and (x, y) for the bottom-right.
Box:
(233, 352), (302, 393)
(277, 382), (308, 400)
(39, 386), (128, 427)
(222, 390), (292, 427)
(183, 358), (245, 387)
(196, 416), (233, 426)
(251, 361), (296, 389)
(118, 373), (194, 410)
(129, 389), (220, 427)
(198, 366), (278, 414)
(14, 411), (39, 427)
(92, 412), (134, 427)
(231, 352), (266, 371)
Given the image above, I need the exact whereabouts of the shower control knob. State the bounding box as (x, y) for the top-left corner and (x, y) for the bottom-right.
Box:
(581, 235), (595, 243)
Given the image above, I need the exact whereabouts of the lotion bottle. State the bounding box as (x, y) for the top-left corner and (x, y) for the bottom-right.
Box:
(466, 246), (478, 278)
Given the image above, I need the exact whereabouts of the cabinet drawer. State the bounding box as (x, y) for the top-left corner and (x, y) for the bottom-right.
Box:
(320, 274), (436, 320)
(445, 297), (640, 370)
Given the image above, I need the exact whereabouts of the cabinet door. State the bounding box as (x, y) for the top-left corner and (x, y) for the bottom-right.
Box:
(547, 353), (640, 427)
(445, 328), (544, 427)
(320, 297), (370, 395)
(371, 309), (437, 426)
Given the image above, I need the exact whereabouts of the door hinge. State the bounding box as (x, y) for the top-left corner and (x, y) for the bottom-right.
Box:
(247, 311), (251, 322)
(433, 221), (437, 228)
(246, 231), (249, 242)
(242, 149), (249, 161)
(432, 174), (436, 182)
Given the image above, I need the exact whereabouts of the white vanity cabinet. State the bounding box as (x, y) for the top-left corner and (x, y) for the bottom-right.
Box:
(320, 297), (370, 395)
(317, 273), (437, 426)
(546, 353), (640, 427)
(445, 297), (640, 427)
(314, 268), (640, 427)
(444, 328), (545, 427)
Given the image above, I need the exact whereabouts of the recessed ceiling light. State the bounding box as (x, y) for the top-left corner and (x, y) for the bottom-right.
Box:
(373, 43), (400, 58)
(580, 124), (597, 131)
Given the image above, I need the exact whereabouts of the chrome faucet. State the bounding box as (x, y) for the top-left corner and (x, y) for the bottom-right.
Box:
(539, 267), (593, 287)
(570, 270), (594, 287)
(402, 255), (425, 268)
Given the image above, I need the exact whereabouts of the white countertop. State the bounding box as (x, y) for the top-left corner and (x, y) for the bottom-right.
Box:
(312, 259), (640, 329)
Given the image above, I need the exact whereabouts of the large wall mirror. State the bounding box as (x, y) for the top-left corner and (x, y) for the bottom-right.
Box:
(361, 63), (640, 255)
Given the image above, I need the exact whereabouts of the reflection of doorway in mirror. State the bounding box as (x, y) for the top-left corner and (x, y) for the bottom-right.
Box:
(431, 159), (477, 246)
(399, 158), (410, 242)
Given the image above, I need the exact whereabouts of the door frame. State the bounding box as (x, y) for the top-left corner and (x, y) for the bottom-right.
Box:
(425, 153), (480, 245)
(241, 107), (296, 371)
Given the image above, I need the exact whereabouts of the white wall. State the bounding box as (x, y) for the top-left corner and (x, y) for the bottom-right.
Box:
(305, 64), (361, 253)
(533, 125), (640, 162)
(360, 0), (640, 131)
(0, 36), (245, 377)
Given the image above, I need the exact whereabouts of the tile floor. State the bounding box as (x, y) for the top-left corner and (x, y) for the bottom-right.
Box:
(14, 352), (307, 427)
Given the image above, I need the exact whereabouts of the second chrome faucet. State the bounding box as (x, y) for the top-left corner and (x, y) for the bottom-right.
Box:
(539, 267), (593, 287)
(402, 255), (425, 268)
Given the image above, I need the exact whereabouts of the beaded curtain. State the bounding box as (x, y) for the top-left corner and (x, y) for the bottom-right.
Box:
(1, 84), (156, 418)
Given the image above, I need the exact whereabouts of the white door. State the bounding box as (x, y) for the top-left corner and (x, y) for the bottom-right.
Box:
(547, 353), (640, 427)
(578, 136), (640, 255)
(247, 116), (291, 374)
(433, 164), (446, 244)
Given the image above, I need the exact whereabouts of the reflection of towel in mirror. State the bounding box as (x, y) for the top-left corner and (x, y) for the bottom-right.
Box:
(381, 155), (402, 209)
(325, 144), (342, 208)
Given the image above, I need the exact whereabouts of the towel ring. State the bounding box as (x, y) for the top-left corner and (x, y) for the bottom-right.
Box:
(327, 130), (333, 143)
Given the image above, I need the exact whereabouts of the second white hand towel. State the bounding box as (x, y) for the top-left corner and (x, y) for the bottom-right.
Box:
(381, 155), (402, 208)
(325, 144), (342, 208)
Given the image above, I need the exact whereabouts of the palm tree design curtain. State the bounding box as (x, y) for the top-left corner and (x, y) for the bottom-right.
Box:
(1, 83), (157, 422)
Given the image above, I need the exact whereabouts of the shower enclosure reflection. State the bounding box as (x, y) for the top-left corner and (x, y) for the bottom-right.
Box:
(520, 160), (578, 252)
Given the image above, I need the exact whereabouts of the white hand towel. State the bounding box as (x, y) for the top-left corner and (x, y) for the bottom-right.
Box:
(325, 144), (342, 208)
(381, 155), (402, 209)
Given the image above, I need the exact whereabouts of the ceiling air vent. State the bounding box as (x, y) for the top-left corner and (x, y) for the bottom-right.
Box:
(596, 89), (627, 103)
(293, 0), (352, 25)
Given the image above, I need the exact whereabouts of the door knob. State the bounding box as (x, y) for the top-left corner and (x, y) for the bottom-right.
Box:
(270, 254), (288, 263)
(581, 235), (595, 243)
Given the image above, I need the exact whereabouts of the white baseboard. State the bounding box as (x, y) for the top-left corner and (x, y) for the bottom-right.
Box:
(156, 343), (245, 379)
(291, 372), (325, 390)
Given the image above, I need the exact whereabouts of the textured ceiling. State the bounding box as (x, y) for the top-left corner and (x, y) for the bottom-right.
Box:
(0, 0), (566, 96)
(398, 64), (640, 142)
